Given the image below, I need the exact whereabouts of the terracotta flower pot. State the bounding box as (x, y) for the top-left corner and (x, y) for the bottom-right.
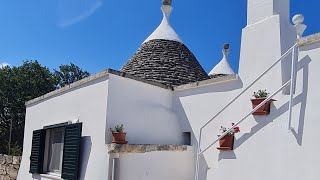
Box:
(251, 98), (276, 115)
(217, 134), (234, 151)
(112, 132), (128, 144)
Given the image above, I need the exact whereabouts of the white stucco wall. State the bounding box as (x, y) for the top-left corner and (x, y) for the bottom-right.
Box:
(174, 40), (320, 180)
(200, 41), (320, 180)
(18, 76), (110, 180)
(113, 147), (194, 180)
(172, 1), (319, 179)
(106, 74), (184, 145)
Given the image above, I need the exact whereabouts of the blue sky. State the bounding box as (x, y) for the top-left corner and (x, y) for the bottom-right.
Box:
(1, 0), (320, 74)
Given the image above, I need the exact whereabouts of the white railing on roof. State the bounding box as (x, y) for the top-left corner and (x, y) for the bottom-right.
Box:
(194, 43), (298, 180)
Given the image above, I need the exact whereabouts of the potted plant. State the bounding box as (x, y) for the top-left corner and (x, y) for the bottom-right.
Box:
(217, 123), (240, 151)
(110, 124), (128, 144)
(251, 89), (276, 115)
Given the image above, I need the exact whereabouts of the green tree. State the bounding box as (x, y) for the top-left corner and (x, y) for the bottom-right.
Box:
(0, 61), (90, 155)
(54, 63), (90, 88)
(0, 60), (56, 155)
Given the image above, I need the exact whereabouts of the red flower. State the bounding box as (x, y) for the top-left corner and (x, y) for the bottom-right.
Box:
(231, 123), (235, 126)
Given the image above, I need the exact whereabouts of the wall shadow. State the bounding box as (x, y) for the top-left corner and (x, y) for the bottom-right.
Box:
(290, 55), (310, 146)
(234, 55), (311, 149)
(218, 150), (237, 161)
(79, 136), (92, 180)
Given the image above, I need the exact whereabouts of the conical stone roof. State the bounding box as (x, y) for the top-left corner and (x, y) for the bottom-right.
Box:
(121, 39), (209, 86)
(120, 1), (209, 86)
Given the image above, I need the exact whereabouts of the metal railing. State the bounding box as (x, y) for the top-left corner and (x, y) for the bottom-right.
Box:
(194, 43), (298, 180)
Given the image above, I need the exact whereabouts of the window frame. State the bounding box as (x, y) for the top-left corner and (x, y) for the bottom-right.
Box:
(42, 127), (65, 176)
(29, 122), (82, 180)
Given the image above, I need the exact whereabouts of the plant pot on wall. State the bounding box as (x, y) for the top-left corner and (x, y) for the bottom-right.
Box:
(217, 134), (235, 151)
(112, 132), (128, 144)
(110, 124), (128, 144)
(251, 98), (276, 115)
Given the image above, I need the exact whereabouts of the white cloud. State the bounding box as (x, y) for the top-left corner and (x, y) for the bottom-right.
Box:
(0, 62), (10, 69)
(58, 0), (103, 27)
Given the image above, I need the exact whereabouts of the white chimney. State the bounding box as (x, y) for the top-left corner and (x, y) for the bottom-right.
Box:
(247, 0), (290, 25)
(239, 0), (296, 94)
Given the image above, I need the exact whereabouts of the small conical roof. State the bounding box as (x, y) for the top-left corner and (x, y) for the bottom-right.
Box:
(121, 1), (209, 86)
(209, 44), (235, 75)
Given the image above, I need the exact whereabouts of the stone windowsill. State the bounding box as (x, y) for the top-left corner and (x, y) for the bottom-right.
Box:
(107, 144), (189, 154)
(39, 173), (63, 180)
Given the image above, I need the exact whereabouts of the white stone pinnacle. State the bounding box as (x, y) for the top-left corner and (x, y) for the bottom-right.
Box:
(209, 44), (235, 76)
(143, 3), (182, 44)
(292, 14), (307, 39)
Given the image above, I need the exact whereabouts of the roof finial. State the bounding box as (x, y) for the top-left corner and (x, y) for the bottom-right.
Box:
(161, 0), (173, 18)
(292, 14), (307, 39)
(223, 43), (230, 56)
(163, 0), (172, 5)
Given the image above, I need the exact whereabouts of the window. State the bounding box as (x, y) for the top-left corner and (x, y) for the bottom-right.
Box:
(29, 123), (82, 180)
(43, 128), (65, 175)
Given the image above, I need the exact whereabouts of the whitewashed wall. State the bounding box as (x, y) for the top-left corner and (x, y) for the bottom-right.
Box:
(200, 41), (320, 180)
(114, 147), (194, 180)
(106, 74), (184, 145)
(174, 39), (320, 180)
(18, 76), (110, 180)
(174, 1), (320, 179)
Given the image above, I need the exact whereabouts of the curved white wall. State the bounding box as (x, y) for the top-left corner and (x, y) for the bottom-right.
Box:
(106, 74), (184, 145)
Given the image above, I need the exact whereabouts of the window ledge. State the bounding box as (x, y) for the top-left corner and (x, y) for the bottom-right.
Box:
(40, 173), (63, 180)
(107, 144), (190, 154)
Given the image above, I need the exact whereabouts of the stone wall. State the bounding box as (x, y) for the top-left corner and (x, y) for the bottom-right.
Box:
(0, 155), (21, 180)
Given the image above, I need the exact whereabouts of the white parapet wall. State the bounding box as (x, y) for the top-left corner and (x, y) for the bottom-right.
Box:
(107, 144), (194, 180)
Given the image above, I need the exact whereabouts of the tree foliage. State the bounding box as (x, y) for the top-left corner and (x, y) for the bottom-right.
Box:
(0, 60), (90, 155)
(54, 63), (90, 88)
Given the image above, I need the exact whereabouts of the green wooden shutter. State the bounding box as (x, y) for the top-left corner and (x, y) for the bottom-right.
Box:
(61, 123), (82, 180)
(29, 129), (45, 174)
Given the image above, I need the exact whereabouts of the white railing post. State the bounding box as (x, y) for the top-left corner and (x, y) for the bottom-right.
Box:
(288, 45), (297, 130)
(194, 129), (202, 180)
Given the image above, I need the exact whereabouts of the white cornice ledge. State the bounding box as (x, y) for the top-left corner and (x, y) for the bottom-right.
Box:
(173, 74), (238, 91)
(25, 70), (110, 106)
